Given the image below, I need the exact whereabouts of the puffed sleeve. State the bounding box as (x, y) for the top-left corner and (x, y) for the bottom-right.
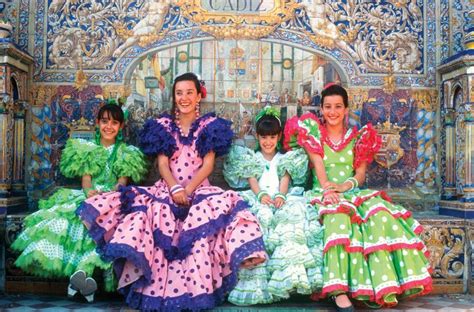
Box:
(283, 113), (324, 157)
(277, 148), (309, 186)
(112, 143), (148, 183)
(139, 115), (177, 158)
(60, 138), (108, 178)
(354, 123), (382, 169)
(223, 145), (265, 189)
(195, 115), (233, 158)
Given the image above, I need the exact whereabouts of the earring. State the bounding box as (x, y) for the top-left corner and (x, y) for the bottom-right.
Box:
(344, 112), (349, 128)
(195, 102), (200, 118)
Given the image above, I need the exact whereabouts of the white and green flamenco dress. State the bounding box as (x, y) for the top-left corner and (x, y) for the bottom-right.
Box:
(223, 145), (324, 305)
(11, 138), (147, 292)
(284, 113), (432, 307)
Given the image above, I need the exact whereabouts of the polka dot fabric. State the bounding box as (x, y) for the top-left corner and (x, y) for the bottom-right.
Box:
(12, 139), (145, 292)
(224, 146), (323, 305)
(286, 113), (432, 307)
(79, 114), (266, 312)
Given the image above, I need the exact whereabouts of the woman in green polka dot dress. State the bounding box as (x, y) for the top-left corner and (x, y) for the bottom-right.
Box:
(11, 104), (147, 302)
(284, 84), (432, 310)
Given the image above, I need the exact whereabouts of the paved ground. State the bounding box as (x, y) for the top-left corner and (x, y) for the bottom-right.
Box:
(0, 293), (472, 311)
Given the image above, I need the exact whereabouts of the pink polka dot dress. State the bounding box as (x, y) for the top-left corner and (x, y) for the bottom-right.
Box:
(78, 113), (266, 311)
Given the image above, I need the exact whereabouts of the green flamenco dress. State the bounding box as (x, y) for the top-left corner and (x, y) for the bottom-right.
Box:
(223, 145), (324, 305)
(11, 138), (147, 291)
(284, 113), (432, 307)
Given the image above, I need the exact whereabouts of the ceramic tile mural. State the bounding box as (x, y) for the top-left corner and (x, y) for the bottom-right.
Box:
(0, 0), (467, 198)
(125, 40), (340, 140)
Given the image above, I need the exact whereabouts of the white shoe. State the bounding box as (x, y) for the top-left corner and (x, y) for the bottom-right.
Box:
(69, 270), (97, 303)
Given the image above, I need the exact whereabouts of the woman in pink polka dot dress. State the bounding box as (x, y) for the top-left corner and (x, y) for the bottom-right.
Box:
(78, 73), (266, 311)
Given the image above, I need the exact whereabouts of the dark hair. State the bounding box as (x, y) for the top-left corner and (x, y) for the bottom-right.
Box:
(171, 72), (201, 116)
(321, 84), (348, 108)
(256, 115), (282, 136)
(97, 103), (124, 124)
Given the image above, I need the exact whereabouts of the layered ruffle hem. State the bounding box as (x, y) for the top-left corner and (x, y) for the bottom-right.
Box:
(78, 181), (266, 312)
(306, 188), (432, 307)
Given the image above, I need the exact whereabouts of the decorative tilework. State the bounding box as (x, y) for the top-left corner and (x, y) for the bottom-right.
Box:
(24, 0), (438, 88)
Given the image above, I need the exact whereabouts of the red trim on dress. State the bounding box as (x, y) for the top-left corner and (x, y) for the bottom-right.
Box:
(353, 190), (392, 206)
(283, 116), (301, 151)
(363, 241), (426, 256)
(314, 275), (432, 307)
(358, 205), (412, 224)
(354, 123), (382, 169)
(414, 224), (424, 235)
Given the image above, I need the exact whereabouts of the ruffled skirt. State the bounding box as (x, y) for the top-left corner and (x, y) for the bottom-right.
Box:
(228, 191), (324, 305)
(307, 189), (432, 307)
(11, 188), (113, 289)
(78, 180), (266, 312)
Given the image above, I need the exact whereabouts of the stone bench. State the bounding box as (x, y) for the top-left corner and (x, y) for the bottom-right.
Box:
(1, 212), (472, 296)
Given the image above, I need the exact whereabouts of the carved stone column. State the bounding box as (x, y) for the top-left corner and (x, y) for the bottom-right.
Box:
(442, 109), (456, 200)
(0, 96), (14, 199)
(438, 55), (474, 218)
(0, 37), (33, 215)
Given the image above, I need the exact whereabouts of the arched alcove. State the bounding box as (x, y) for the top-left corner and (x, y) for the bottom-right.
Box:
(121, 39), (348, 146)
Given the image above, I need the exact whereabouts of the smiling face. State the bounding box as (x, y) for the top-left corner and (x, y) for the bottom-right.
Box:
(321, 94), (348, 128)
(174, 80), (201, 117)
(97, 111), (123, 146)
(257, 133), (281, 157)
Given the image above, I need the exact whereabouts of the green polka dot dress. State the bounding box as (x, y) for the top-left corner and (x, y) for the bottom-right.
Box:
(11, 138), (147, 291)
(284, 113), (432, 307)
(223, 145), (324, 305)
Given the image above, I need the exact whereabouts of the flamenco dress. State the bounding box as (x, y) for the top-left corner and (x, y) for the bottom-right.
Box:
(284, 113), (432, 307)
(12, 138), (147, 291)
(78, 113), (266, 311)
(223, 145), (324, 305)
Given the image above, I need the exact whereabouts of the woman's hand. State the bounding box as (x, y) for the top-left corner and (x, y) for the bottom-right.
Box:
(172, 189), (189, 206)
(114, 183), (125, 191)
(273, 196), (286, 208)
(323, 189), (340, 204)
(86, 189), (100, 198)
(260, 194), (274, 206)
(323, 182), (347, 193)
(184, 185), (194, 197)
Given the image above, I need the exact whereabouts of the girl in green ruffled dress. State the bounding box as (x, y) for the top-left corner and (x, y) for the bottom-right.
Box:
(12, 104), (147, 302)
(223, 107), (324, 305)
(285, 84), (432, 311)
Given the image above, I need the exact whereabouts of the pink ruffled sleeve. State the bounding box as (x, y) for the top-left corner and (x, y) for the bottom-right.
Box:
(283, 112), (324, 157)
(354, 123), (382, 169)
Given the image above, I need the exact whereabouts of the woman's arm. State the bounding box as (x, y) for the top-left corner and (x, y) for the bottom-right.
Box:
(307, 150), (341, 204)
(158, 154), (188, 205)
(352, 161), (367, 187)
(274, 172), (290, 208)
(249, 176), (273, 206)
(82, 175), (98, 198)
(278, 172), (290, 195)
(326, 161), (367, 193)
(184, 151), (215, 195)
(115, 176), (128, 190)
(307, 150), (330, 188)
